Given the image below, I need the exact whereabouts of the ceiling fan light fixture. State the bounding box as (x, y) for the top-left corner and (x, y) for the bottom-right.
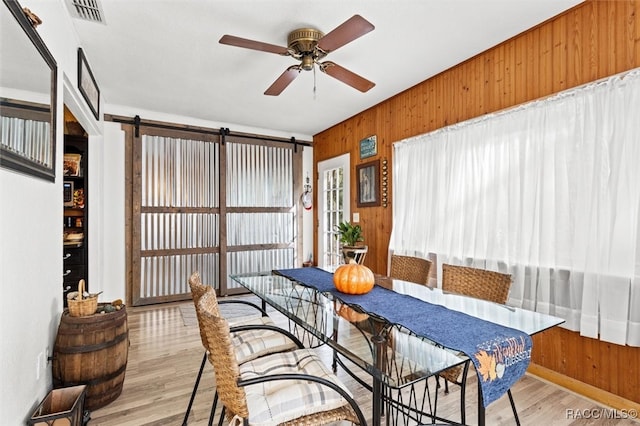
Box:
(301, 55), (315, 71)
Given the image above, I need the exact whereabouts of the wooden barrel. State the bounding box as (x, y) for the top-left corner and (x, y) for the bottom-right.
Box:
(52, 305), (128, 411)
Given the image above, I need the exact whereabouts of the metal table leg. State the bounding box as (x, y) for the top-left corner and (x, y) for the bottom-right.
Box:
(477, 380), (485, 426)
(371, 334), (386, 426)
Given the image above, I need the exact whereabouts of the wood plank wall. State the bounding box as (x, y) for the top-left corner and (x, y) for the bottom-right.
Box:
(312, 0), (640, 404)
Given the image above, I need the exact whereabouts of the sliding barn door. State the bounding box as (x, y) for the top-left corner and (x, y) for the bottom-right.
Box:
(225, 138), (299, 293)
(130, 126), (301, 306)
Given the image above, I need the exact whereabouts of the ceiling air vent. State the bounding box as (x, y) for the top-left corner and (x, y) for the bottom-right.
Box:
(66, 0), (105, 24)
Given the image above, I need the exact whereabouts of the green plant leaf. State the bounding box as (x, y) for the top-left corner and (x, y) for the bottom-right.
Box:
(334, 221), (364, 246)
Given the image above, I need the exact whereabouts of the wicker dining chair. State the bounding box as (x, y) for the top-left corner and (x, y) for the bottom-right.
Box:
(436, 263), (516, 425)
(197, 289), (367, 426)
(441, 263), (511, 304)
(389, 254), (432, 285)
(183, 272), (303, 426)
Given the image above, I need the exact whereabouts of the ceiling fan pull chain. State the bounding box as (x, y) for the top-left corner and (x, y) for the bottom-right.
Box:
(313, 64), (317, 99)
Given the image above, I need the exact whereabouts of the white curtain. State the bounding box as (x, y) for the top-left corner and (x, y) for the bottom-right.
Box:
(390, 68), (640, 346)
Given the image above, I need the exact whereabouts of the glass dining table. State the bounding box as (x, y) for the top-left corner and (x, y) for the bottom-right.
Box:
(230, 268), (564, 426)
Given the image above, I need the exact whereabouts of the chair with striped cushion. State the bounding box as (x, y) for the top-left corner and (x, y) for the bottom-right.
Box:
(197, 289), (366, 426)
(389, 254), (432, 285)
(437, 263), (515, 425)
(183, 272), (303, 426)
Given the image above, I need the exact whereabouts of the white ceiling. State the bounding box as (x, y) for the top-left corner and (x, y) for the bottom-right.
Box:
(67, 0), (583, 140)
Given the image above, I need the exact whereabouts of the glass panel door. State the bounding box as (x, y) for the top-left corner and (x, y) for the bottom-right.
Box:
(317, 154), (350, 269)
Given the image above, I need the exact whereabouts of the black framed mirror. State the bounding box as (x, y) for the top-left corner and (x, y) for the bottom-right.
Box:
(0, 0), (57, 181)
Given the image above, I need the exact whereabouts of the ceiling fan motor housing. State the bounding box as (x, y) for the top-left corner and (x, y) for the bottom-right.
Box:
(287, 28), (326, 69)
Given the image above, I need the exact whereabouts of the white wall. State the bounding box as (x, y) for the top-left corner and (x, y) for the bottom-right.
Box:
(0, 1), (314, 422)
(0, 0), (83, 422)
(302, 146), (314, 263)
(93, 123), (125, 302)
(0, 160), (62, 422)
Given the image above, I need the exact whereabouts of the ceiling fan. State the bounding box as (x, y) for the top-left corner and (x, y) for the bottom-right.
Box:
(219, 15), (375, 96)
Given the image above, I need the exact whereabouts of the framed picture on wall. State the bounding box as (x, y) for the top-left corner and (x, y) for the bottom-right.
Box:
(356, 159), (380, 207)
(359, 135), (377, 159)
(77, 48), (100, 120)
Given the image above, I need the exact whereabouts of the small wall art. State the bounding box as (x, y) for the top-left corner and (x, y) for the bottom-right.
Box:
(78, 48), (100, 120)
(359, 135), (377, 159)
(356, 159), (380, 207)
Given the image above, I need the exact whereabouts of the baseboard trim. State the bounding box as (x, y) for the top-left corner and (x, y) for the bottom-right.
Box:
(527, 363), (640, 414)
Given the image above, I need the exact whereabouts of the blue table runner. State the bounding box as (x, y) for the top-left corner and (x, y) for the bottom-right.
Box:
(274, 267), (532, 407)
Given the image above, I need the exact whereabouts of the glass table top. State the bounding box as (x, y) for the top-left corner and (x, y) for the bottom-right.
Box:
(230, 271), (564, 389)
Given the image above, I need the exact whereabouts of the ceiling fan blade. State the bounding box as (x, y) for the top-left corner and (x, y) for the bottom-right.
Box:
(264, 66), (301, 96)
(316, 15), (374, 53)
(219, 35), (289, 55)
(319, 61), (375, 93)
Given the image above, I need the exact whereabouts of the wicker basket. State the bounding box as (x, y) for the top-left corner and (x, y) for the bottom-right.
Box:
(68, 279), (98, 317)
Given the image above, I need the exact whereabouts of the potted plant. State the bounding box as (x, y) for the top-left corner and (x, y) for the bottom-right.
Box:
(335, 221), (367, 264)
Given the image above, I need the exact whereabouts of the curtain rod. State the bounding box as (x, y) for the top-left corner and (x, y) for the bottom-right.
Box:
(108, 115), (312, 147)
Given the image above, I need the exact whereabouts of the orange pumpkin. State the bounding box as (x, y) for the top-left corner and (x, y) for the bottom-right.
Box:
(333, 260), (375, 294)
(337, 304), (370, 322)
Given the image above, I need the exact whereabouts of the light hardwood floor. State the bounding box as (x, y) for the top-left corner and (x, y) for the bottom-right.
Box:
(88, 300), (639, 426)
